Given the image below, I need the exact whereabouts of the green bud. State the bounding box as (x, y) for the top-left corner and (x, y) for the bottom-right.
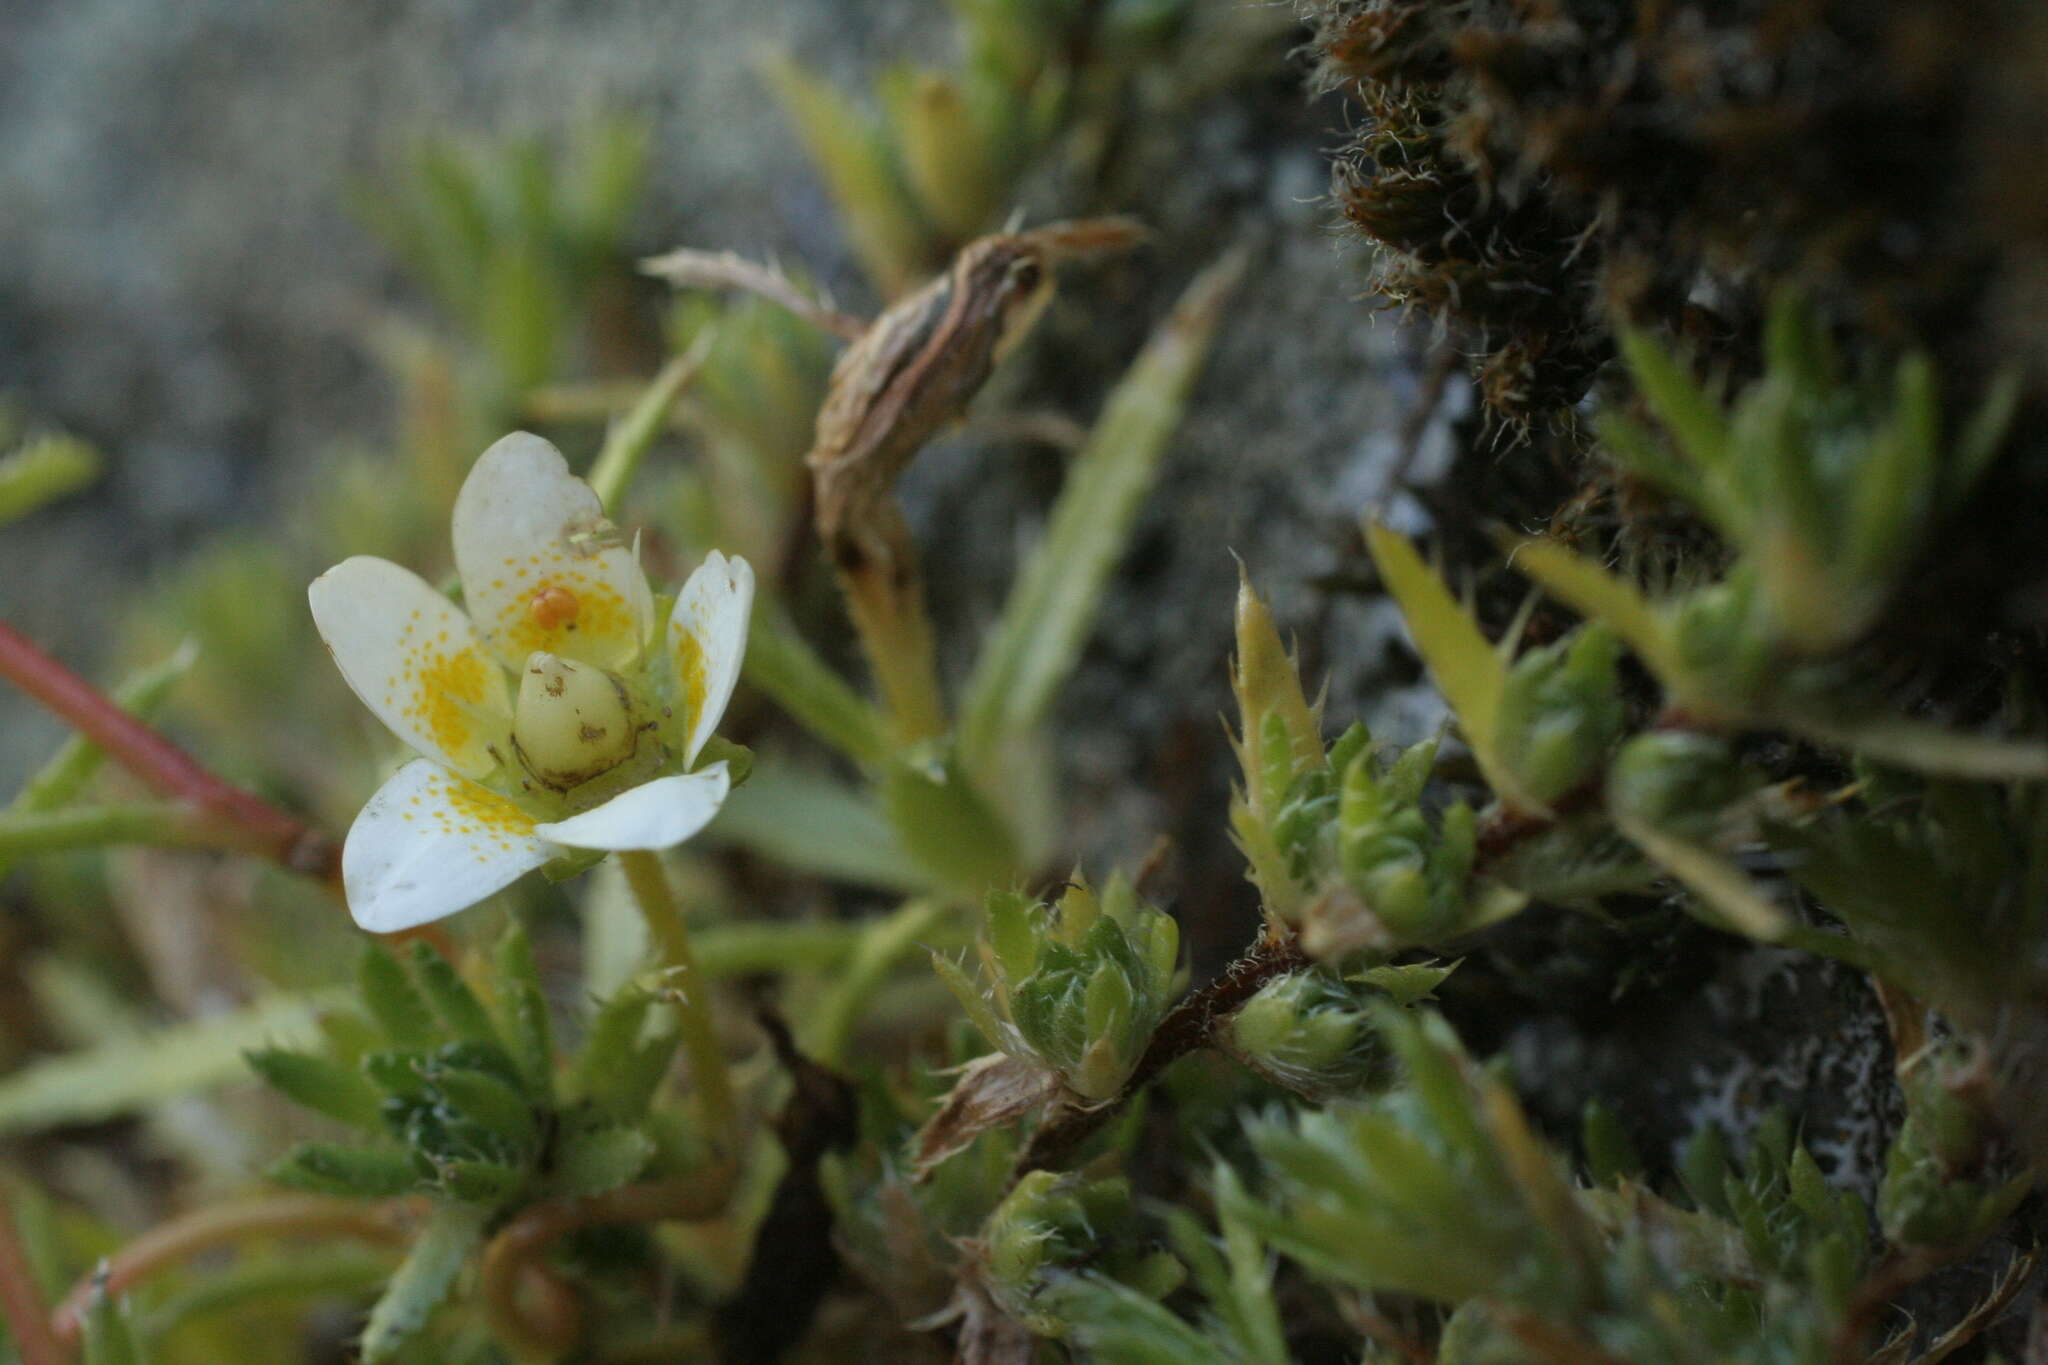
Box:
(942, 878), (1181, 1099)
(1608, 731), (1747, 838)
(1226, 971), (1379, 1097)
(1494, 625), (1624, 805)
(981, 1172), (1175, 1336)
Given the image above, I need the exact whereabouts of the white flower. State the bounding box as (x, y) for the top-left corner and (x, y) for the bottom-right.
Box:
(309, 432), (753, 932)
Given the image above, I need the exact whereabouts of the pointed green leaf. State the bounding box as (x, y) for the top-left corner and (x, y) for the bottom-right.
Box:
(268, 1143), (418, 1198)
(1618, 326), (1729, 469)
(358, 945), (436, 1049)
(246, 1048), (385, 1130)
(555, 1124), (656, 1197)
(959, 250), (1246, 770)
(1505, 537), (1692, 693)
(359, 1202), (488, 1362)
(492, 924), (553, 1102)
(1613, 813), (1791, 942)
(758, 51), (934, 296)
(408, 943), (502, 1049)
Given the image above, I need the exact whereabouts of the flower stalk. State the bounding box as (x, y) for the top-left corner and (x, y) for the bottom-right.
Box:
(618, 849), (737, 1153)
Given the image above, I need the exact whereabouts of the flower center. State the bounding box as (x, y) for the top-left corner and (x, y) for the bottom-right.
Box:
(511, 651), (639, 790)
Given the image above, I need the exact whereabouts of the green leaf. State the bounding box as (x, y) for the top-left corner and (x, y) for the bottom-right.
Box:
(758, 51), (935, 296)
(958, 249), (1245, 771)
(81, 1287), (151, 1365)
(1612, 813), (1793, 942)
(426, 1065), (539, 1151)
(408, 942), (503, 1049)
(1773, 709), (2048, 780)
(587, 342), (708, 514)
(439, 1159), (528, 1204)
(245, 1048), (385, 1130)
(554, 1124), (656, 1197)
(0, 990), (343, 1134)
(742, 604), (892, 768)
(930, 951), (1008, 1051)
(358, 945), (437, 1049)
(492, 923), (554, 1102)
(881, 757), (1019, 899)
(1504, 537), (1692, 696)
(1365, 522), (1547, 814)
(0, 641), (194, 884)
(707, 758), (928, 892)
(0, 432), (101, 526)
(269, 1143), (419, 1198)
(1617, 327), (1730, 471)
(359, 1202), (489, 1362)
(573, 985), (653, 1110)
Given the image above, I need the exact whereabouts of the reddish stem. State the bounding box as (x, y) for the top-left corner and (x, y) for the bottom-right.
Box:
(0, 620), (340, 885)
(0, 1189), (64, 1365)
(49, 1196), (415, 1349)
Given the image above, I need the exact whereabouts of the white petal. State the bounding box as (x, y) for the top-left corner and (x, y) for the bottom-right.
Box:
(452, 432), (655, 671)
(668, 552), (754, 765)
(310, 556), (512, 779)
(533, 764), (731, 852)
(342, 760), (554, 932)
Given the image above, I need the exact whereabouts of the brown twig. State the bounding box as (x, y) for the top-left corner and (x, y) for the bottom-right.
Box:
(1012, 928), (1309, 1177)
(477, 1164), (738, 1357)
(0, 1188), (65, 1365)
(49, 1195), (415, 1349)
(0, 621), (339, 885)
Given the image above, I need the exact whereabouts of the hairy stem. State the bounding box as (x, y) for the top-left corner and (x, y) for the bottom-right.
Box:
(618, 849), (737, 1152)
(49, 1196), (413, 1348)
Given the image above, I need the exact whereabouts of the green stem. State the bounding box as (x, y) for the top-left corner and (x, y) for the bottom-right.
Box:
(618, 850), (737, 1152)
(0, 804), (220, 859)
(806, 897), (949, 1064)
(695, 919), (868, 976)
(588, 333), (715, 516)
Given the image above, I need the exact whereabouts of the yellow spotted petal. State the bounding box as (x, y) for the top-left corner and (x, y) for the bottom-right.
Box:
(669, 551), (755, 766)
(310, 556), (512, 779)
(342, 760), (554, 932)
(452, 432), (654, 671)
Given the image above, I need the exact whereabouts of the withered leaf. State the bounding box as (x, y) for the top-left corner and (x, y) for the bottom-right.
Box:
(914, 1053), (1059, 1180)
